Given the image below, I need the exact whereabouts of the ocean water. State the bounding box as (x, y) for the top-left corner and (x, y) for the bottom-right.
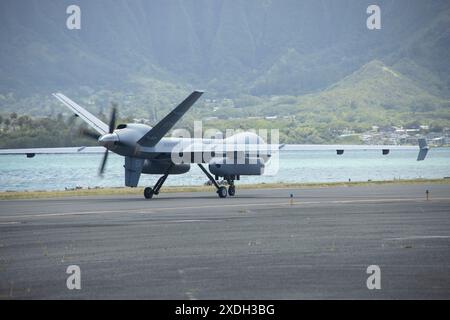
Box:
(0, 148), (449, 192)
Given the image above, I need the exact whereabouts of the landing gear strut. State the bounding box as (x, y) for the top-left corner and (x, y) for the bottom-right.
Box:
(144, 165), (172, 199)
(197, 164), (237, 198)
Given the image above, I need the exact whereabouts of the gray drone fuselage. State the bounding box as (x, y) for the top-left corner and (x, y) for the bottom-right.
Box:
(102, 123), (271, 186)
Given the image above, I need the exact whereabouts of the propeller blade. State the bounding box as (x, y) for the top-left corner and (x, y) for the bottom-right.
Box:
(98, 150), (109, 176)
(98, 103), (117, 176)
(66, 114), (79, 126)
(109, 103), (117, 133)
(67, 114), (80, 139)
(80, 128), (101, 140)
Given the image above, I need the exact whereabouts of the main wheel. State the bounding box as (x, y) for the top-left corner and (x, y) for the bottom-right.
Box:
(217, 186), (228, 198)
(144, 187), (154, 199)
(228, 185), (236, 196)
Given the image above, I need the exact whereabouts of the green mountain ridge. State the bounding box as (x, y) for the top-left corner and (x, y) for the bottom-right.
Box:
(0, 0), (449, 138)
(317, 59), (446, 110)
(289, 59), (450, 128)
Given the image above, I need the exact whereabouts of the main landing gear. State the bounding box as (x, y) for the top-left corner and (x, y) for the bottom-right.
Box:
(144, 166), (171, 199)
(197, 164), (237, 198)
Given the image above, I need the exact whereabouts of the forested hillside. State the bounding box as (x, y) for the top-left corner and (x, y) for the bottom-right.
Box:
(0, 0), (449, 144)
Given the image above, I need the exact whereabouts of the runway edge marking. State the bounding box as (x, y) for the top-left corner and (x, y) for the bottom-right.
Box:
(1, 197), (450, 221)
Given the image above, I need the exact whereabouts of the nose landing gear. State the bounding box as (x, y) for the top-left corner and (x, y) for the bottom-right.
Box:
(197, 164), (237, 198)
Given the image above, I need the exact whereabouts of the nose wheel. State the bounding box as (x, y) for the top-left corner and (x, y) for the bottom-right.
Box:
(218, 186), (228, 198)
(228, 185), (235, 196)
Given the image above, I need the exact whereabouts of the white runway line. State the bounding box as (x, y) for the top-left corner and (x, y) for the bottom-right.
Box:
(385, 236), (450, 241)
(158, 219), (210, 224)
(0, 197), (449, 222)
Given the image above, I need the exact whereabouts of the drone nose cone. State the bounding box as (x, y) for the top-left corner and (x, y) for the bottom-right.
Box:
(98, 133), (119, 146)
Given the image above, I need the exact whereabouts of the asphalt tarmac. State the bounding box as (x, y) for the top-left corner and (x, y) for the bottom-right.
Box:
(0, 183), (449, 299)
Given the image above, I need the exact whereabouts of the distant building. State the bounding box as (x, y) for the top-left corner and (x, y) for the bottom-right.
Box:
(378, 125), (396, 133)
(133, 118), (152, 125)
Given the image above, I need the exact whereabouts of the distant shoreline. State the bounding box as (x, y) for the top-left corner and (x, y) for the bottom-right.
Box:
(1, 178), (449, 200)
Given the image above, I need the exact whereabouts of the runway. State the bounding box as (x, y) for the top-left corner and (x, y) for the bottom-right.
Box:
(1, 183), (450, 299)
